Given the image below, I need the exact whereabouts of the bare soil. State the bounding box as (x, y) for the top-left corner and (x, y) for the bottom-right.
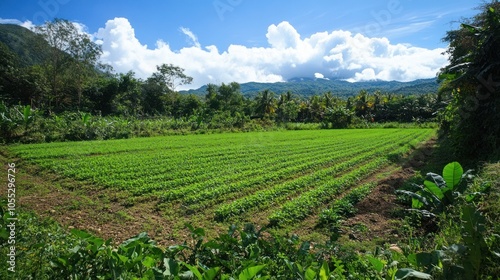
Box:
(340, 138), (436, 244)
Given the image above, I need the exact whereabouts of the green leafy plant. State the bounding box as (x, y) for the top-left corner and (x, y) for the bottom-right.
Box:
(396, 162), (472, 217)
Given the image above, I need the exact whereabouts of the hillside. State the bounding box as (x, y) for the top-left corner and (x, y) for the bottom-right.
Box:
(0, 24), (52, 67)
(182, 77), (440, 98)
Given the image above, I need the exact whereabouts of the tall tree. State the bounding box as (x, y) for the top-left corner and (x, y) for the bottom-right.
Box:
(277, 91), (298, 123)
(68, 28), (102, 109)
(217, 82), (243, 114)
(35, 18), (102, 111)
(142, 64), (193, 115)
(155, 63), (193, 92)
(254, 89), (276, 118)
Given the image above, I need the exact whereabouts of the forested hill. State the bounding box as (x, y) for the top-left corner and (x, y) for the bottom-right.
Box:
(182, 77), (440, 98)
(0, 24), (52, 67)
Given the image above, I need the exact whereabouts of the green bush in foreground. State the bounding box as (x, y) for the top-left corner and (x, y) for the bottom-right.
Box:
(0, 201), (423, 279)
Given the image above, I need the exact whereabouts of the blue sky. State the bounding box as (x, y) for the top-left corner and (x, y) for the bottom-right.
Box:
(0, 0), (483, 89)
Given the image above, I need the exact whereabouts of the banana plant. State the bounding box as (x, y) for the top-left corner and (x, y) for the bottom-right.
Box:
(396, 162), (473, 217)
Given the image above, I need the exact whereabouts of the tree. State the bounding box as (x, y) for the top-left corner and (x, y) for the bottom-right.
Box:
(354, 90), (369, 118)
(439, 1), (500, 158)
(0, 42), (19, 102)
(154, 63), (193, 92)
(276, 91), (299, 123)
(35, 18), (102, 111)
(142, 64), (193, 115)
(254, 89), (276, 118)
(309, 95), (324, 122)
(142, 74), (166, 115)
(0, 43), (50, 108)
(114, 72), (143, 116)
(67, 29), (102, 109)
(217, 82), (243, 114)
(205, 83), (220, 114)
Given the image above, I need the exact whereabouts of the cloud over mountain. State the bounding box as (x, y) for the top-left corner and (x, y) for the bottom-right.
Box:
(95, 18), (448, 89)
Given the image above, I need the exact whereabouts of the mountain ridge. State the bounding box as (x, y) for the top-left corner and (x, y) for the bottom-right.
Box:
(181, 77), (440, 98)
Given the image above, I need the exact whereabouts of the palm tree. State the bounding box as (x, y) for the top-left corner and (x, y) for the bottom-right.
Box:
(354, 90), (369, 117)
(255, 89), (276, 118)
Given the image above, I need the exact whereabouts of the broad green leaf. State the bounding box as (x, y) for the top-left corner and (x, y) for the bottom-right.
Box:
(319, 261), (330, 280)
(396, 190), (428, 209)
(412, 198), (424, 209)
(367, 256), (385, 273)
(443, 162), (463, 189)
(299, 241), (310, 256)
(115, 253), (128, 264)
(395, 268), (432, 279)
(239, 265), (266, 280)
(412, 252), (435, 268)
(163, 258), (180, 276)
(202, 267), (220, 280)
(142, 256), (156, 268)
(183, 263), (203, 280)
(425, 172), (446, 188)
(71, 229), (92, 239)
(407, 254), (417, 267)
(305, 267), (317, 280)
(193, 227), (206, 237)
(423, 180), (444, 200)
(23, 105), (31, 124)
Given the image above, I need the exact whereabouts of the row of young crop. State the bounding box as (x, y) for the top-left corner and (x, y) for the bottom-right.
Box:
(182, 132), (411, 204)
(12, 129), (400, 161)
(174, 131), (400, 206)
(9, 129), (435, 226)
(19, 130), (399, 196)
(159, 144), (348, 202)
(213, 130), (426, 221)
(11, 129), (363, 159)
(268, 131), (433, 225)
(129, 137), (361, 195)
(192, 131), (418, 214)
(56, 135), (355, 194)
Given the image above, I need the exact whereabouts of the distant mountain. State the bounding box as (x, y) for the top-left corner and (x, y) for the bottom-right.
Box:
(182, 78), (440, 98)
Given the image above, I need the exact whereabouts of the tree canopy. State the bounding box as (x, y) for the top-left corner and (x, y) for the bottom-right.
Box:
(439, 1), (500, 159)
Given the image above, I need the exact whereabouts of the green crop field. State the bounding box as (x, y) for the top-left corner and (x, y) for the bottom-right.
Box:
(10, 128), (435, 233)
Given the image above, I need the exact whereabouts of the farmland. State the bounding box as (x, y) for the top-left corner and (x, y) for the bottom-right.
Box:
(9, 128), (434, 240)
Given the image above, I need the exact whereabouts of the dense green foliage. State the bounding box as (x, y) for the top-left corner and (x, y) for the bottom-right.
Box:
(438, 2), (500, 159)
(395, 162), (500, 279)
